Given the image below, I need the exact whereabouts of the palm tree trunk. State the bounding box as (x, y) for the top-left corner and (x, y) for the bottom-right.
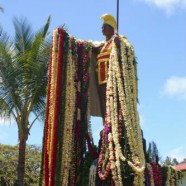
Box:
(15, 135), (27, 186)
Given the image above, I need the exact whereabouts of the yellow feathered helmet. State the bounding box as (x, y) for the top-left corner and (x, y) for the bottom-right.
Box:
(100, 14), (117, 30)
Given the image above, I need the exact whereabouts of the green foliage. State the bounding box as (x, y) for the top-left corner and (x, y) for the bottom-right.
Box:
(0, 16), (51, 184)
(146, 141), (160, 164)
(0, 16), (51, 132)
(0, 144), (41, 185)
(161, 166), (168, 186)
(162, 156), (179, 166)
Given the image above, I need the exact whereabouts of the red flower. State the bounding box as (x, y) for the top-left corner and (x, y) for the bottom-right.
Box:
(49, 28), (64, 186)
(43, 43), (53, 186)
(150, 162), (163, 186)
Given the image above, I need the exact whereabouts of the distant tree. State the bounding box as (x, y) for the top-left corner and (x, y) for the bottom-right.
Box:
(172, 158), (179, 165)
(0, 16), (51, 185)
(162, 156), (180, 166)
(164, 156), (172, 166)
(146, 142), (151, 163)
(146, 141), (160, 164)
(162, 156), (177, 166)
(0, 144), (41, 185)
(180, 158), (186, 163)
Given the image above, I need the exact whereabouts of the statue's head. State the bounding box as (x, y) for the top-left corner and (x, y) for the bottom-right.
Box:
(100, 14), (116, 37)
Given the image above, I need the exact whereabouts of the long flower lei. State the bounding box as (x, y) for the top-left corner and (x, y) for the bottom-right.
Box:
(42, 29), (145, 186)
(60, 37), (76, 186)
(150, 162), (162, 186)
(42, 29), (55, 186)
(165, 166), (182, 186)
(42, 28), (92, 186)
(147, 163), (155, 186)
(97, 36), (145, 186)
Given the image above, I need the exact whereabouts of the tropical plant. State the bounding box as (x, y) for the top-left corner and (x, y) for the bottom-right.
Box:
(146, 141), (160, 164)
(0, 16), (51, 185)
(0, 144), (42, 185)
(162, 156), (179, 166)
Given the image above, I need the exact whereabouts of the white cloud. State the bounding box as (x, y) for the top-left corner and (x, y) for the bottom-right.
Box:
(162, 76), (186, 100)
(141, 0), (186, 14)
(168, 145), (186, 162)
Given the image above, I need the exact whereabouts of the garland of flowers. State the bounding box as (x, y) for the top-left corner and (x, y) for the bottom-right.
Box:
(42, 29), (59, 186)
(49, 28), (64, 186)
(73, 42), (85, 185)
(72, 41), (92, 186)
(108, 132), (119, 184)
(55, 29), (69, 184)
(42, 35), (54, 186)
(42, 29), (145, 186)
(69, 37), (78, 186)
(121, 38), (145, 170)
(165, 166), (171, 186)
(97, 116), (111, 181)
(174, 169), (182, 186)
(60, 36), (76, 186)
(146, 163), (155, 186)
(150, 162), (162, 186)
(48, 29), (59, 168)
(97, 36), (145, 186)
(164, 166), (182, 186)
(116, 38), (145, 185)
(41, 29), (74, 185)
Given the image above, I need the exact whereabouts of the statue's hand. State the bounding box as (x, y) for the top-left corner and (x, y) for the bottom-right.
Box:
(114, 34), (120, 47)
(92, 44), (104, 54)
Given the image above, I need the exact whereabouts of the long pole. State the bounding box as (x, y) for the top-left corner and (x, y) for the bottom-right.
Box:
(117, 0), (119, 33)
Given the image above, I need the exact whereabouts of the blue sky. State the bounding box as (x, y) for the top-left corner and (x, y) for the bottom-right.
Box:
(0, 0), (185, 162)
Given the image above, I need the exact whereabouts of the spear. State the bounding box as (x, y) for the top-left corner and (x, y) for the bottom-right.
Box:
(116, 0), (119, 33)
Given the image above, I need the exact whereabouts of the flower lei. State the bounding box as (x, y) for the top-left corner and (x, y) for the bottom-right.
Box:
(165, 166), (182, 186)
(150, 162), (162, 186)
(42, 28), (92, 186)
(165, 166), (171, 186)
(97, 36), (145, 186)
(42, 29), (56, 186)
(42, 29), (145, 186)
(61, 37), (76, 186)
(48, 29), (58, 170)
(45, 28), (61, 186)
(72, 41), (92, 185)
(147, 163), (155, 186)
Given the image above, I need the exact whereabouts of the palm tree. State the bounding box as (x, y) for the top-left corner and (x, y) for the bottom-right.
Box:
(0, 16), (51, 185)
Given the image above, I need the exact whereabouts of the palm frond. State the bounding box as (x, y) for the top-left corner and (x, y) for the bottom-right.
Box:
(0, 96), (16, 120)
(20, 17), (51, 103)
(39, 15), (51, 38)
(0, 27), (10, 45)
(13, 17), (34, 53)
(0, 29), (22, 112)
(0, 16), (51, 129)
(10, 17), (50, 105)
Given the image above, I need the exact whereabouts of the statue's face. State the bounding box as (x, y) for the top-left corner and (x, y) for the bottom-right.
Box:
(102, 24), (114, 37)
